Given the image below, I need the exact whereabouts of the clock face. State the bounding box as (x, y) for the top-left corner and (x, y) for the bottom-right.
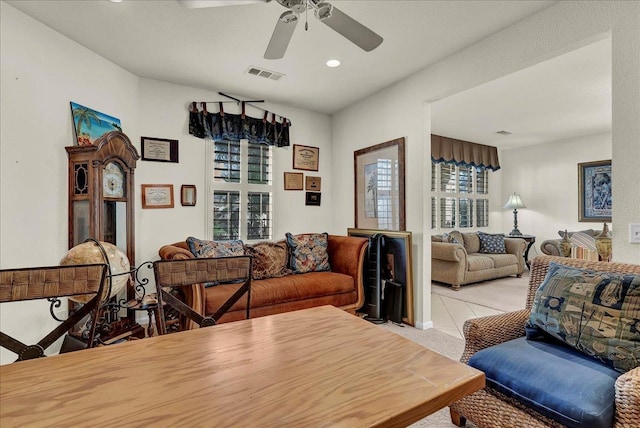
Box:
(103, 162), (125, 198)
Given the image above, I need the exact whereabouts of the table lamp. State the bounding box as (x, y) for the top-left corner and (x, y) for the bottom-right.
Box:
(503, 193), (526, 236)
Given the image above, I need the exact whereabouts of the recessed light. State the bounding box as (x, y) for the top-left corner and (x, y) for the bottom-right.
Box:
(326, 59), (341, 68)
(496, 130), (512, 135)
(110, 0), (123, 3)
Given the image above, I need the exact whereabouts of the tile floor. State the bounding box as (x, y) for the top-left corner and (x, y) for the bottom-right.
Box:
(431, 293), (504, 339)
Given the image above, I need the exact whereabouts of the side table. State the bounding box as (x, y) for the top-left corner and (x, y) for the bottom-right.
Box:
(509, 234), (535, 269)
(127, 294), (162, 338)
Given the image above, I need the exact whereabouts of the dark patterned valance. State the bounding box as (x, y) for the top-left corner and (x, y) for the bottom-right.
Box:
(431, 134), (500, 171)
(188, 102), (291, 147)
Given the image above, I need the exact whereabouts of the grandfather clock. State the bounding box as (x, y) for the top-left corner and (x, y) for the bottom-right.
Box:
(66, 131), (139, 268)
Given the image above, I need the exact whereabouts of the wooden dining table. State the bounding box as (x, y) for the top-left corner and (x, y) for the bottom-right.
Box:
(0, 305), (484, 427)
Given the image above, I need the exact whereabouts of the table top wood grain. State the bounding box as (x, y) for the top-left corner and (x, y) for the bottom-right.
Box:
(0, 305), (484, 427)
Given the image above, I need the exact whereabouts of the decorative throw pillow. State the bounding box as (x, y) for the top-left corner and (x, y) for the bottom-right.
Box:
(443, 232), (462, 245)
(526, 262), (640, 373)
(186, 237), (245, 258)
(477, 232), (506, 254)
(569, 231), (597, 251)
(243, 241), (291, 280)
(285, 232), (331, 274)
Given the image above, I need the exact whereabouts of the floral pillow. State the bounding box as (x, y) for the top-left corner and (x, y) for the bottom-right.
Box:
(243, 241), (291, 280)
(477, 232), (506, 254)
(526, 262), (640, 373)
(186, 237), (245, 258)
(285, 232), (331, 274)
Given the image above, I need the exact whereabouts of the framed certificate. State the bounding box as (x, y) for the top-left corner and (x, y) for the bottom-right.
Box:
(141, 184), (174, 208)
(293, 145), (319, 171)
(141, 137), (179, 163)
(284, 172), (304, 190)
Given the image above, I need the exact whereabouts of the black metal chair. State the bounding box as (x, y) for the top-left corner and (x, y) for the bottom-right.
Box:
(0, 263), (109, 361)
(153, 256), (252, 334)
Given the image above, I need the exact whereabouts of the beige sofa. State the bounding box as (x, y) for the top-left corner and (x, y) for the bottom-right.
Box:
(431, 232), (526, 290)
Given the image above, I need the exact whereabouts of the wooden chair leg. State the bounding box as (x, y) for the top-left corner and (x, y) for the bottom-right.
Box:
(450, 408), (467, 427)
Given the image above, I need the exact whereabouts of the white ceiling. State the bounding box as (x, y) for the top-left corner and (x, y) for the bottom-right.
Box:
(6, 0), (611, 148)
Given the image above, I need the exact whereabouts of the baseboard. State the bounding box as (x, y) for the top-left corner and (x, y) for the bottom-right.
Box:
(414, 320), (433, 330)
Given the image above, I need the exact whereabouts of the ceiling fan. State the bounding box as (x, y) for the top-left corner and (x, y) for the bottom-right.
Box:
(178, 0), (383, 59)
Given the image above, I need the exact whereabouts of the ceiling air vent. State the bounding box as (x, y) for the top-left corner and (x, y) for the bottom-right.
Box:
(246, 66), (285, 81)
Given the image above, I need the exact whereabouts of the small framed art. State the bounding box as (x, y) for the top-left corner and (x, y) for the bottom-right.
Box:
(284, 172), (304, 190)
(305, 176), (321, 191)
(141, 137), (179, 163)
(305, 192), (321, 206)
(141, 184), (174, 209)
(181, 185), (196, 206)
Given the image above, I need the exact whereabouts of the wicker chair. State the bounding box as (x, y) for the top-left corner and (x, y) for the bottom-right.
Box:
(0, 263), (109, 361)
(153, 256), (252, 333)
(449, 255), (640, 428)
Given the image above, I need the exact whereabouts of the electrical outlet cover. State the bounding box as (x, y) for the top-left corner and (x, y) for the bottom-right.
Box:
(629, 223), (640, 244)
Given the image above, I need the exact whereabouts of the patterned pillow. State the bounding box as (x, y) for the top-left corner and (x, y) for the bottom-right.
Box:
(526, 263), (640, 373)
(569, 231), (597, 250)
(477, 232), (506, 254)
(443, 232), (462, 245)
(285, 232), (331, 274)
(186, 237), (245, 258)
(243, 241), (291, 280)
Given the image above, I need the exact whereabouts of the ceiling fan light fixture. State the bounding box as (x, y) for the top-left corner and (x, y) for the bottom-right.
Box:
(326, 59), (340, 68)
(315, 2), (332, 20)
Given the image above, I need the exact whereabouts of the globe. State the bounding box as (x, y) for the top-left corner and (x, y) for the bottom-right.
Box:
(60, 241), (130, 304)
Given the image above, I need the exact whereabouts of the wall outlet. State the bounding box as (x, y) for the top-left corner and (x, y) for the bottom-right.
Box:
(629, 223), (640, 244)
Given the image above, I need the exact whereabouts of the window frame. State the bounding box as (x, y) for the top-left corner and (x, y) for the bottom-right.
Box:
(206, 139), (274, 242)
(431, 162), (490, 231)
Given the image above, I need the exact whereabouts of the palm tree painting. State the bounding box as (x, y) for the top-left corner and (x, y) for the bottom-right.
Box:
(70, 102), (122, 146)
(364, 162), (378, 218)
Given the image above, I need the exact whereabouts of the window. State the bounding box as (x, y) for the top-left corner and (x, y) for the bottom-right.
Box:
(208, 139), (272, 241)
(431, 162), (490, 229)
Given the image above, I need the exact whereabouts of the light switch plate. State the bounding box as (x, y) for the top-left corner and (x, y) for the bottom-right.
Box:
(630, 223), (640, 244)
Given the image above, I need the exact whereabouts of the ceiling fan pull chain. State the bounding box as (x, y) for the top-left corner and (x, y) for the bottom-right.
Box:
(305, 0), (308, 31)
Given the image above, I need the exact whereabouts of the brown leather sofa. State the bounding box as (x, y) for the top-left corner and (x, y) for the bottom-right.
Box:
(432, 232), (526, 290)
(158, 235), (368, 325)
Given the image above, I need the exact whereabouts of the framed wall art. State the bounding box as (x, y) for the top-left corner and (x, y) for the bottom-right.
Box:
(347, 228), (414, 326)
(305, 192), (321, 206)
(354, 137), (406, 231)
(141, 137), (179, 163)
(284, 172), (304, 190)
(293, 144), (319, 171)
(578, 160), (611, 222)
(305, 176), (321, 191)
(70, 101), (122, 146)
(141, 184), (174, 209)
(181, 185), (196, 206)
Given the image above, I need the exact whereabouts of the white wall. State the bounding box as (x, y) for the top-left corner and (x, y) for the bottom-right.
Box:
(0, 2), (332, 364)
(331, 1), (640, 328)
(500, 132), (612, 257)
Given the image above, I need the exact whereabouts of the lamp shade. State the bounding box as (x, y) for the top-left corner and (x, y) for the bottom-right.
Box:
(503, 193), (526, 210)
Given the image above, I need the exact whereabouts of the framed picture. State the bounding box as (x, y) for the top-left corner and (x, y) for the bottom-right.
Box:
(578, 160), (611, 222)
(141, 137), (179, 163)
(181, 185), (196, 206)
(141, 184), (174, 209)
(293, 144), (319, 171)
(284, 172), (304, 190)
(305, 176), (321, 191)
(347, 228), (414, 326)
(354, 137), (406, 231)
(305, 192), (321, 206)
(70, 102), (122, 146)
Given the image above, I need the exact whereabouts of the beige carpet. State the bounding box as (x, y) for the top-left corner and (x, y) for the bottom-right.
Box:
(378, 322), (476, 427)
(431, 271), (530, 312)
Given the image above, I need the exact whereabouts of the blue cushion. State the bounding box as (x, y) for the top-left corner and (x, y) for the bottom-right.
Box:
(468, 337), (620, 428)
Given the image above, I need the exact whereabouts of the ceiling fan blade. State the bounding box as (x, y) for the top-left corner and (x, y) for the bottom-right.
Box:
(177, 0), (266, 9)
(316, 3), (383, 52)
(264, 11), (299, 60)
